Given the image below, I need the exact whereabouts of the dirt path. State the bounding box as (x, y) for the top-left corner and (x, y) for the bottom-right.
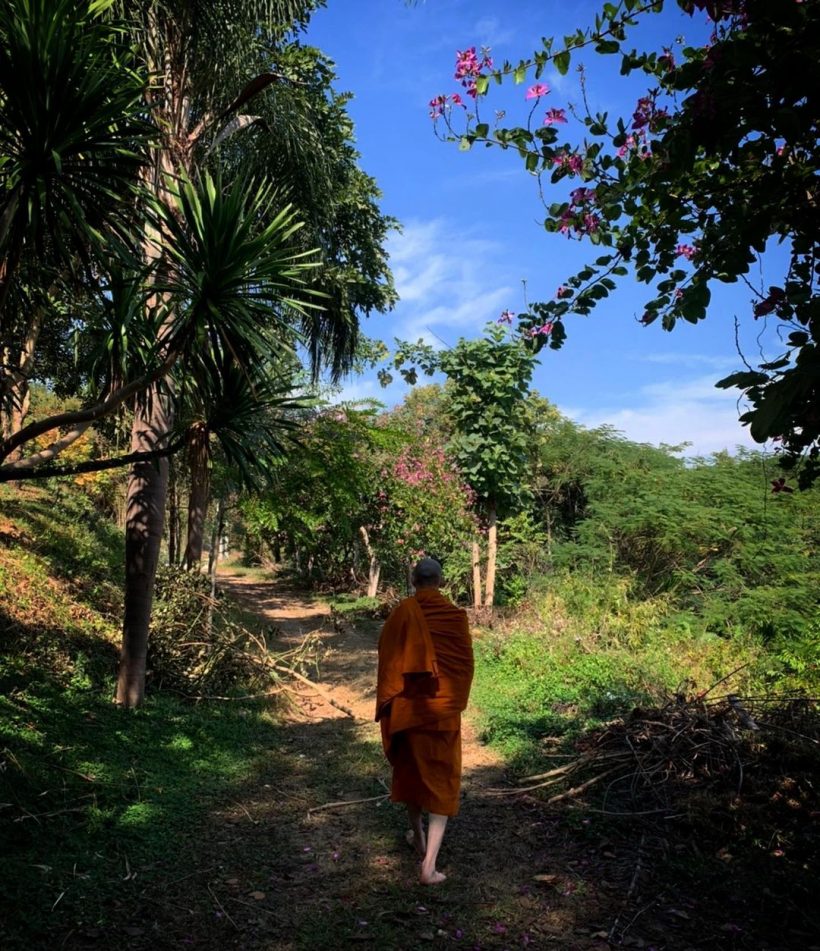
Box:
(217, 570), (502, 781)
(145, 571), (773, 951)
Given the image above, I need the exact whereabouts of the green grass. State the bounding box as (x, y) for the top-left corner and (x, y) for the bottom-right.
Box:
(327, 592), (381, 615)
(472, 573), (764, 772)
(0, 661), (287, 944)
(0, 485), (288, 943)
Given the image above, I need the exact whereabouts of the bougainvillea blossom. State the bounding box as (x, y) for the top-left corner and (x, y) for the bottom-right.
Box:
(525, 83), (550, 100)
(543, 107), (567, 125)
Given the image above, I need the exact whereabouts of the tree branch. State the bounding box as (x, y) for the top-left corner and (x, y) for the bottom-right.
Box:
(0, 435), (186, 483)
(0, 347), (177, 465)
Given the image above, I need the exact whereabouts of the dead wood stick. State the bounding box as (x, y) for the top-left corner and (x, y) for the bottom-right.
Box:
(577, 806), (672, 817)
(697, 662), (751, 700)
(727, 694), (760, 731)
(519, 751), (626, 784)
(231, 800), (259, 825)
(272, 664), (357, 719)
(307, 793), (388, 816)
(190, 686), (289, 702)
(486, 776), (573, 796)
(517, 762), (581, 784)
(609, 831), (646, 943)
(545, 766), (621, 805)
(207, 885), (239, 931)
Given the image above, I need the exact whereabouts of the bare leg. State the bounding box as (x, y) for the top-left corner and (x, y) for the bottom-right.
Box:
(406, 803), (426, 857)
(420, 813), (448, 885)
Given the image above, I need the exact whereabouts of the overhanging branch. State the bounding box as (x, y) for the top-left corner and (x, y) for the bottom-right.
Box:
(0, 435), (187, 483)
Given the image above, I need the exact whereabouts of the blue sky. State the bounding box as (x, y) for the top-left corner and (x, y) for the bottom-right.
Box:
(306, 0), (780, 456)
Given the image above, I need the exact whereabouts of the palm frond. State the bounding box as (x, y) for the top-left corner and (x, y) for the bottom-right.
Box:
(155, 171), (322, 370)
(0, 0), (150, 291)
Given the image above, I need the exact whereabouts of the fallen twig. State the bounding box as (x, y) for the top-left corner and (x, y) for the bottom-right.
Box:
(545, 766), (620, 805)
(207, 884), (239, 931)
(273, 663), (357, 719)
(231, 800), (259, 825)
(307, 793), (388, 816)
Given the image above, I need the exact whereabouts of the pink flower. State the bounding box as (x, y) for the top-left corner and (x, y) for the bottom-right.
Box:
(428, 94), (447, 119)
(583, 213), (600, 233)
(658, 49), (676, 71)
(676, 244), (696, 260)
(498, 309), (515, 324)
(558, 209), (574, 235)
(570, 186), (596, 205)
(618, 133), (638, 157)
(544, 107), (567, 125)
(632, 95), (668, 131)
(553, 150), (584, 176)
(455, 47), (480, 79)
(536, 322), (554, 335)
(450, 93), (464, 107)
(526, 83), (550, 100)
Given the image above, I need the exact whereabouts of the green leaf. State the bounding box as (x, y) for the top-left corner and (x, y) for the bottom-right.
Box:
(595, 39), (621, 55)
(459, 136), (473, 151)
(715, 371), (769, 390)
(554, 50), (571, 76)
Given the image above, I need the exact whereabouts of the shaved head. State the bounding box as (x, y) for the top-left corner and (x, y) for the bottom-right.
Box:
(411, 557), (443, 589)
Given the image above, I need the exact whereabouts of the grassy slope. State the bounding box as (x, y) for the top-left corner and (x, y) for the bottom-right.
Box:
(0, 485), (286, 946)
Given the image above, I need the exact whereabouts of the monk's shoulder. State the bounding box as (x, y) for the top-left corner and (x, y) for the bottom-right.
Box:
(382, 597), (414, 628)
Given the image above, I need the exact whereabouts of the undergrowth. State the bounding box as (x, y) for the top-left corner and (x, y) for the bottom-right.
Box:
(471, 570), (814, 772)
(0, 485), (288, 945)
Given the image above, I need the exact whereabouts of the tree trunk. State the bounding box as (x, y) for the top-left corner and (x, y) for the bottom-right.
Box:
(207, 494), (225, 579)
(183, 421), (210, 571)
(205, 495), (225, 636)
(168, 461), (179, 565)
(358, 525), (381, 598)
(471, 539), (482, 609)
(116, 388), (172, 707)
(484, 503), (498, 609)
(1, 304), (43, 459)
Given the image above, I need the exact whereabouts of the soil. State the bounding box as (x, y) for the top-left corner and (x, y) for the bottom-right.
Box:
(89, 572), (818, 951)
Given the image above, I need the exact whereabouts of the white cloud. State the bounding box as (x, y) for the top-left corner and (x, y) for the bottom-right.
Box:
(637, 352), (738, 371)
(564, 373), (764, 457)
(473, 16), (515, 48)
(385, 218), (517, 344)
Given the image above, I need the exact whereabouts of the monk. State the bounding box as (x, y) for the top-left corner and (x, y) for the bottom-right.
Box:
(375, 557), (474, 885)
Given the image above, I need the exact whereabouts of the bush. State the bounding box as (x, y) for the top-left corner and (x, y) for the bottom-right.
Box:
(148, 566), (264, 696)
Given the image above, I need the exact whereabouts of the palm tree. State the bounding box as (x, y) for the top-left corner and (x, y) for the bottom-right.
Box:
(116, 172), (319, 706)
(112, 1), (396, 707)
(0, 0), (148, 442)
(0, 0), (396, 706)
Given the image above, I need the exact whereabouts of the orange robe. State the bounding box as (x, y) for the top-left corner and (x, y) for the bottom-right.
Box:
(375, 588), (474, 816)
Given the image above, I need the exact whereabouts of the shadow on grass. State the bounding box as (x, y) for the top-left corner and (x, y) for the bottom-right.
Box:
(2, 606), (814, 950)
(0, 487), (125, 614)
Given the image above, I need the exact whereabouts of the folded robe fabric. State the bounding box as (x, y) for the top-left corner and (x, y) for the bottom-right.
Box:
(375, 588), (474, 814)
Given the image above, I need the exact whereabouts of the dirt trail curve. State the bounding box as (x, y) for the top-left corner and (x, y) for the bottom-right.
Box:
(217, 569), (501, 780)
(175, 570), (760, 951)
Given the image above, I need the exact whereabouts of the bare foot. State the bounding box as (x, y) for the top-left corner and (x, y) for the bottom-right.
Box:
(419, 867), (447, 885)
(405, 828), (426, 858)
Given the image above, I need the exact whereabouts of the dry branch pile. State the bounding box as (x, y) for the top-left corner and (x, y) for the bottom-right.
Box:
(510, 694), (820, 828)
